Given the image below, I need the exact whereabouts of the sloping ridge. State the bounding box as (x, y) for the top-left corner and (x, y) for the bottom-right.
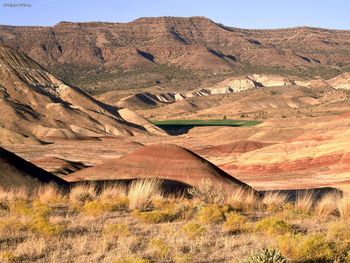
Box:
(0, 147), (68, 188)
(196, 140), (274, 157)
(0, 44), (161, 142)
(65, 144), (251, 191)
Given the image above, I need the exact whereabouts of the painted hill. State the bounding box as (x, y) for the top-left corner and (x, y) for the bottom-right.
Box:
(0, 147), (68, 188)
(65, 144), (252, 191)
(0, 44), (163, 143)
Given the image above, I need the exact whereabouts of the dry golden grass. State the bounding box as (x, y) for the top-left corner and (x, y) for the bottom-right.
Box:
(99, 183), (127, 200)
(338, 197), (350, 220)
(0, 186), (29, 201)
(228, 187), (258, 211)
(128, 179), (163, 210)
(295, 191), (314, 212)
(0, 184), (349, 262)
(188, 179), (226, 205)
(315, 192), (340, 218)
(35, 183), (66, 205)
(69, 183), (97, 204)
(262, 192), (288, 211)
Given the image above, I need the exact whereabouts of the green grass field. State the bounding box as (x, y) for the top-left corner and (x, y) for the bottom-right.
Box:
(152, 119), (261, 127)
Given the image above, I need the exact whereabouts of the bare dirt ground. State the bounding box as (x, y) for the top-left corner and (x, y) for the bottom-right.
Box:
(4, 93), (350, 192)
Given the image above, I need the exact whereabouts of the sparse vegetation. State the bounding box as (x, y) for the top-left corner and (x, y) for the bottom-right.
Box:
(315, 192), (340, 218)
(255, 217), (293, 236)
(0, 182), (348, 262)
(241, 248), (287, 263)
(128, 179), (163, 210)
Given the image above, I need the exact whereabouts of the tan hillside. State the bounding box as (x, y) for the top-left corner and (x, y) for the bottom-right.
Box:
(0, 44), (163, 143)
(1, 17), (350, 92)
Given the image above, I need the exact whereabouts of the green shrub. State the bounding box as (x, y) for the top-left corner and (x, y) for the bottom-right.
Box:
(9, 200), (32, 217)
(223, 212), (247, 233)
(83, 197), (129, 216)
(277, 233), (334, 262)
(240, 248), (287, 263)
(254, 217), (292, 236)
(148, 238), (171, 260)
(197, 204), (230, 224)
(29, 217), (65, 237)
(9, 200), (51, 218)
(104, 223), (130, 237)
(133, 209), (179, 224)
(133, 202), (194, 224)
(181, 222), (206, 239)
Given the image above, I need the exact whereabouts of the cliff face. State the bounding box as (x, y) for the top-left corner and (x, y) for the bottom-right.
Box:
(1, 16), (350, 91)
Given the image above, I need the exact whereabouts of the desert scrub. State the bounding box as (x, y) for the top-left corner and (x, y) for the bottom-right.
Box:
(69, 184), (97, 205)
(0, 186), (29, 202)
(188, 179), (226, 205)
(0, 217), (27, 235)
(327, 221), (350, 260)
(148, 238), (171, 261)
(254, 217), (292, 236)
(295, 191), (314, 212)
(35, 184), (66, 205)
(338, 197), (350, 220)
(9, 201), (51, 219)
(128, 179), (163, 210)
(196, 204), (231, 224)
(133, 207), (180, 224)
(222, 212), (247, 234)
(0, 251), (16, 263)
(104, 223), (130, 238)
(181, 222), (206, 239)
(8, 200), (32, 217)
(277, 233), (334, 262)
(133, 201), (195, 223)
(99, 184), (127, 200)
(113, 256), (150, 263)
(262, 192), (288, 212)
(228, 188), (258, 211)
(173, 254), (193, 263)
(29, 216), (65, 237)
(315, 192), (340, 218)
(82, 197), (128, 216)
(278, 203), (313, 220)
(240, 248), (287, 263)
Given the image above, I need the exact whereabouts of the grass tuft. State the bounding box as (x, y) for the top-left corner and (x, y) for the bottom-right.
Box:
(315, 192), (340, 218)
(295, 191), (314, 212)
(262, 192), (288, 211)
(228, 187), (258, 211)
(69, 184), (97, 205)
(128, 179), (163, 211)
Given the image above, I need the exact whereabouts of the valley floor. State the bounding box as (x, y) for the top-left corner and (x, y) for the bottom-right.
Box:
(1, 183), (350, 263)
